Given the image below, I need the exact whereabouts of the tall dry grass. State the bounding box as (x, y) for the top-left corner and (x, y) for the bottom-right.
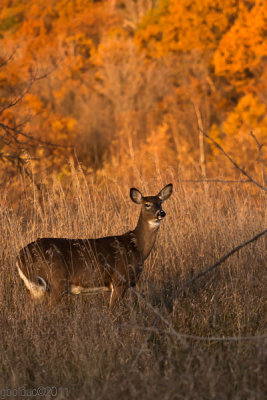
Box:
(0, 169), (266, 400)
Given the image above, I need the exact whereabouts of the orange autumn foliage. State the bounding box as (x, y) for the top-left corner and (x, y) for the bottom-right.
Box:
(0, 0), (266, 187)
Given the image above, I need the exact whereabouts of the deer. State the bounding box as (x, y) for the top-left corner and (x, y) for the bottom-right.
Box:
(16, 184), (173, 308)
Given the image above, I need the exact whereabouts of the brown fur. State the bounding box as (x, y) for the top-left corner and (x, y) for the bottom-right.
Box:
(17, 184), (173, 308)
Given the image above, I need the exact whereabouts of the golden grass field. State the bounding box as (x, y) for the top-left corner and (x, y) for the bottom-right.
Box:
(0, 170), (266, 400)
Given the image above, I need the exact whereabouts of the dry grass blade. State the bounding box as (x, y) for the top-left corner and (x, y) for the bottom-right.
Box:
(250, 131), (267, 185)
(0, 174), (266, 399)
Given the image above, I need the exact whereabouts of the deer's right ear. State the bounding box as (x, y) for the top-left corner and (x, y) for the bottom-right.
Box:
(130, 188), (143, 204)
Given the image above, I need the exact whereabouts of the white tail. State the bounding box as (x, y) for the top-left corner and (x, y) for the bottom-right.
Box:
(16, 184), (173, 308)
(17, 263), (47, 299)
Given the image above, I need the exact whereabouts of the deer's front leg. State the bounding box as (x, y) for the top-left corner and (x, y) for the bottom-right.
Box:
(109, 284), (127, 309)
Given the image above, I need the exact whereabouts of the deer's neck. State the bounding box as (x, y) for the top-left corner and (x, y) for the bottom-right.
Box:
(133, 212), (160, 261)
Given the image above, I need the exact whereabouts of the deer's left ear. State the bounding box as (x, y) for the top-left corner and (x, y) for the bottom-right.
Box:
(158, 183), (173, 201)
(130, 188), (143, 204)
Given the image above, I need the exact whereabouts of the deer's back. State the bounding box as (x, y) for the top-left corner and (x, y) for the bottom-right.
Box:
(17, 233), (142, 287)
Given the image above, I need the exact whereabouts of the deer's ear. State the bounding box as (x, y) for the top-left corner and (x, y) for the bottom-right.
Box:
(158, 183), (173, 201)
(130, 188), (143, 204)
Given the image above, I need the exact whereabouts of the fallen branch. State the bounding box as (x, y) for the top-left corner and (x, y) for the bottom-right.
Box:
(114, 229), (267, 347)
(176, 228), (267, 296)
(124, 229), (267, 346)
(114, 229), (266, 346)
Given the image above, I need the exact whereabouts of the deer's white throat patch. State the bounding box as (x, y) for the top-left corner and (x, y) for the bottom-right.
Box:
(148, 219), (161, 229)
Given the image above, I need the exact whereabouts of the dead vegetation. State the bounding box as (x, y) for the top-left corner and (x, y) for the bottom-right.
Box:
(0, 171), (266, 399)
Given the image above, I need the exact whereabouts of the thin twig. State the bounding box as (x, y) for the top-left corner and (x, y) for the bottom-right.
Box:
(201, 129), (267, 192)
(0, 78), (35, 115)
(0, 67), (71, 151)
(250, 131), (267, 185)
(180, 179), (251, 184)
(124, 324), (267, 342)
(0, 122), (72, 149)
(0, 51), (15, 68)
(176, 228), (267, 296)
(128, 286), (187, 347)
(113, 269), (187, 346)
(0, 67), (57, 115)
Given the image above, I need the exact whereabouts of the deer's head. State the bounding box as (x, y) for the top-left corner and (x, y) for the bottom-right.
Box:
(130, 184), (173, 228)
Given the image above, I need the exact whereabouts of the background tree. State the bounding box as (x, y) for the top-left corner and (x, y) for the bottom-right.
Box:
(0, 0), (266, 188)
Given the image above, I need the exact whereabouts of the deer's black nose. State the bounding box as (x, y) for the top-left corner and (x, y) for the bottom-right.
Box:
(158, 210), (166, 219)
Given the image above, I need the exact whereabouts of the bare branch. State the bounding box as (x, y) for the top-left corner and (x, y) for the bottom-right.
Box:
(124, 229), (267, 346)
(201, 129), (267, 192)
(250, 131), (267, 185)
(112, 269), (187, 346)
(181, 179), (251, 184)
(0, 65), (71, 151)
(0, 52), (15, 68)
(0, 66), (57, 116)
(121, 229), (266, 345)
(176, 228), (267, 296)
(0, 151), (42, 193)
(0, 62), (65, 195)
(125, 324), (267, 342)
(131, 317), (159, 368)
(0, 121), (72, 149)
(0, 77), (34, 116)
(128, 285), (187, 346)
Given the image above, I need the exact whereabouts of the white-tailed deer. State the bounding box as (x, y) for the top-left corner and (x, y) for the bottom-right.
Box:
(16, 184), (173, 308)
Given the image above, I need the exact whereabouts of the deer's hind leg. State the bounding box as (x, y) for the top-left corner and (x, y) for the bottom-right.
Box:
(109, 284), (127, 309)
(45, 262), (69, 306)
(30, 250), (69, 307)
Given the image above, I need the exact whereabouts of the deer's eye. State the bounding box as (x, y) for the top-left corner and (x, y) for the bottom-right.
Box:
(145, 203), (151, 208)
